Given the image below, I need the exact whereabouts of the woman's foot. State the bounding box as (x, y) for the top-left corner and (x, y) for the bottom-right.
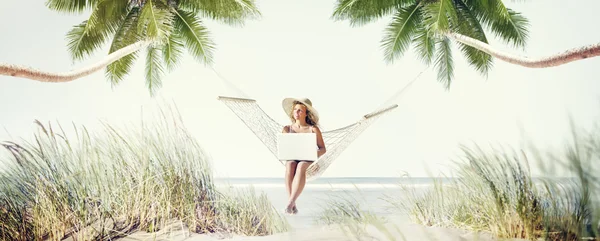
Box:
(285, 202), (297, 215)
(284, 206), (293, 214)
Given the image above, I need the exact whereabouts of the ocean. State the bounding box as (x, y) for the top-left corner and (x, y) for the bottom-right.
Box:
(214, 177), (441, 229)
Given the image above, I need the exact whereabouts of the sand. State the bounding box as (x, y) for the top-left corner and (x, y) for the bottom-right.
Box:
(117, 217), (524, 241)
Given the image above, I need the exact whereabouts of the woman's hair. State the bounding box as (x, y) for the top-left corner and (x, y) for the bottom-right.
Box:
(289, 101), (318, 126)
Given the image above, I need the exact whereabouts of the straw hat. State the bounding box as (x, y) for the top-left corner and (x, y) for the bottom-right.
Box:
(282, 97), (319, 123)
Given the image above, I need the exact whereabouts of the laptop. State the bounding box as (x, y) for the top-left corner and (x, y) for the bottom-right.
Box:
(277, 133), (318, 161)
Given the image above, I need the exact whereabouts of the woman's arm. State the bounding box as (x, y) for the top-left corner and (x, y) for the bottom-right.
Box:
(313, 126), (326, 158)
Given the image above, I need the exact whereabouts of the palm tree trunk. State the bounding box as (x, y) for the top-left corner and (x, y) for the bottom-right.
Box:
(446, 32), (600, 68)
(0, 40), (152, 83)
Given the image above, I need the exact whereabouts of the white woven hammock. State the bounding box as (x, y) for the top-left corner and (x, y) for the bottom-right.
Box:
(218, 96), (398, 181)
(211, 66), (425, 181)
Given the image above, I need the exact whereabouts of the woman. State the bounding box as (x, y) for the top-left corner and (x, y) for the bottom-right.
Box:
(281, 97), (326, 214)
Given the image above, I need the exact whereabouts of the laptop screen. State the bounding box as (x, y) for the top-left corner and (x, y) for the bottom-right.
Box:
(277, 133), (318, 161)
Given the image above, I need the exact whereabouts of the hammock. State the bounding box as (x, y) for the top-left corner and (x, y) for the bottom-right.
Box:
(211, 67), (425, 181)
(218, 96), (399, 181)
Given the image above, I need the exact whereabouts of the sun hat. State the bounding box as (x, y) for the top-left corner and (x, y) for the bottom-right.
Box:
(282, 97), (319, 123)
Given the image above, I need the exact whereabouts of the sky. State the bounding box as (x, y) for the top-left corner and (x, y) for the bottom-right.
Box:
(1, 0), (599, 178)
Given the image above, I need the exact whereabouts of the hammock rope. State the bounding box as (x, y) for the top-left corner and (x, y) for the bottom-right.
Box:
(210, 66), (427, 181)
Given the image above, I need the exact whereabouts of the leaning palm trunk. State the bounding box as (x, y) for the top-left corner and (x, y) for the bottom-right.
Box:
(446, 32), (600, 68)
(0, 40), (151, 83)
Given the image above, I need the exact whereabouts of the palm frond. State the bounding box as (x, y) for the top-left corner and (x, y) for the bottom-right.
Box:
(489, 8), (529, 48)
(65, 0), (129, 61)
(106, 8), (142, 86)
(462, 0), (495, 26)
(422, 0), (458, 33)
(381, 2), (423, 63)
(434, 38), (454, 90)
(331, 0), (416, 27)
(413, 27), (436, 65)
(174, 9), (215, 65)
(453, 0), (493, 77)
(45, 0), (98, 13)
(178, 0), (261, 26)
(145, 46), (165, 96)
(457, 43), (493, 78)
(162, 33), (185, 71)
(137, 0), (174, 42)
(98, 0), (131, 28)
(66, 20), (107, 62)
(452, 0), (488, 42)
(463, 0), (529, 48)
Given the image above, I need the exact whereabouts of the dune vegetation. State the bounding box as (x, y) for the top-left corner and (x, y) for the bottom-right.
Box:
(0, 107), (288, 241)
(315, 118), (599, 241)
(395, 122), (600, 241)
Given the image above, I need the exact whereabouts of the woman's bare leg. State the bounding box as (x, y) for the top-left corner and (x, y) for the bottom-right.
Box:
(285, 161), (297, 196)
(287, 161), (312, 211)
(284, 161), (297, 213)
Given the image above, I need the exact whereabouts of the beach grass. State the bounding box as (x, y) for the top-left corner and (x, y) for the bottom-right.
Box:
(0, 106), (288, 241)
(312, 120), (599, 241)
(314, 189), (399, 241)
(393, 122), (599, 241)
(214, 187), (289, 236)
(315, 189), (384, 225)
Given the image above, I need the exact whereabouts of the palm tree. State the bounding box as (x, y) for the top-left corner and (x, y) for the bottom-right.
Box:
(0, 0), (260, 95)
(331, 0), (600, 89)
